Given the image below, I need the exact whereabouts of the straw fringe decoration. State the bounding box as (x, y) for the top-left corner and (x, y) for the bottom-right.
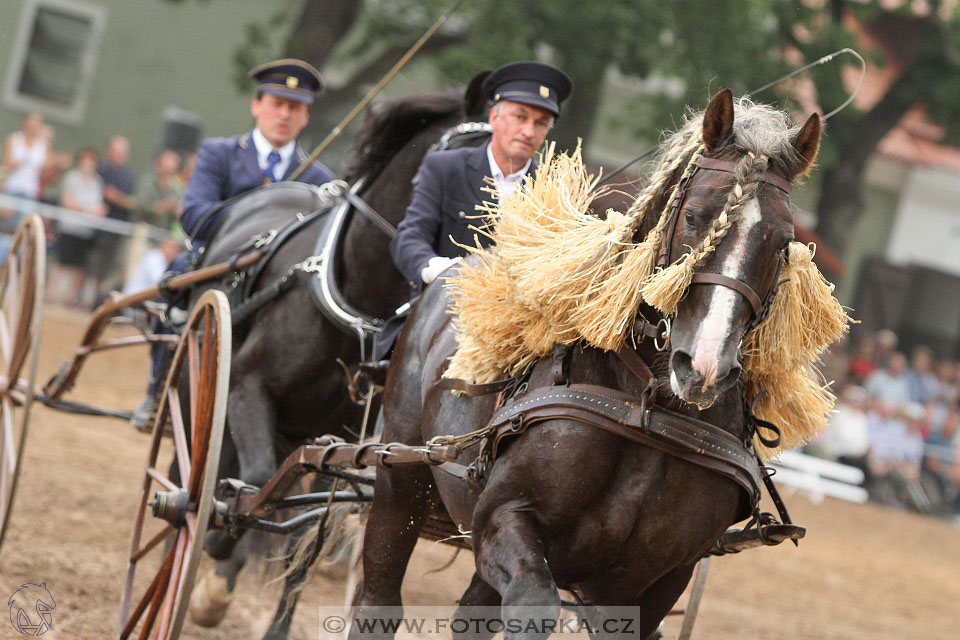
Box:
(443, 138), (850, 460)
(742, 241), (851, 460)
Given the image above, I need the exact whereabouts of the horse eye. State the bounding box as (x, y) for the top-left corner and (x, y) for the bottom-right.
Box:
(684, 211), (696, 228)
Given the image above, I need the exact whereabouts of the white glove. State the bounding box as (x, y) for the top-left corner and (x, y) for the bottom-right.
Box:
(420, 256), (460, 285)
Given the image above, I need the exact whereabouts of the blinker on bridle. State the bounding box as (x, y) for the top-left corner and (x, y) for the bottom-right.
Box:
(657, 154), (793, 335)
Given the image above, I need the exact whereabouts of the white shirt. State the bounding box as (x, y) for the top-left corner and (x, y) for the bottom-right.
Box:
(252, 128), (296, 181)
(4, 132), (47, 198)
(123, 248), (170, 294)
(486, 143), (531, 200)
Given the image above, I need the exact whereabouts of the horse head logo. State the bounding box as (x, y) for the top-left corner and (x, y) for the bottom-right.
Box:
(7, 582), (55, 636)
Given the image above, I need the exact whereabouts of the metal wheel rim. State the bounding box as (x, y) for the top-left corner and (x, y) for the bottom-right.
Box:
(0, 214), (46, 554)
(118, 290), (231, 640)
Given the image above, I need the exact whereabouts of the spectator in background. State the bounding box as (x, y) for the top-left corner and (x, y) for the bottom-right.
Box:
(922, 402), (960, 517)
(904, 345), (938, 405)
(816, 384), (871, 479)
(874, 329), (899, 369)
(92, 136), (136, 296)
(933, 359), (957, 406)
(134, 150), (183, 231)
(48, 147), (106, 306)
(3, 112), (49, 201)
(846, 335), (877, 385)
(122, 235), (182, 296)
(1, 113), (68, 258)
(865, 351), (911, 411)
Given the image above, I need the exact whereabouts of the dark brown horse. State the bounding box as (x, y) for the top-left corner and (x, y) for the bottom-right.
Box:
(351, 89), (822, 639)
(185, 81), (491, 639)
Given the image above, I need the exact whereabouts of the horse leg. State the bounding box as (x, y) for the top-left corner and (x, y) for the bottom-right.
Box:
(473, 509), (560, 640)
(451, 572), (501, 640)
(195, 374), (278, 625)
(205, 373), (279, 560)
(348, 465), (435, 639)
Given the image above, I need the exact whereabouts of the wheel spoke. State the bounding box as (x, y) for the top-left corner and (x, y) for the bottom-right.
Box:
(156, 529), (188, 640)
(1, 395), (15, 470)
(144, 467), (178, 493)
(165, 388), (191, 489)
(119, 543), (175, 640)
(130, 524), (174, 564)
(0, 314), (11, 374)
(187, 329), (200, 437)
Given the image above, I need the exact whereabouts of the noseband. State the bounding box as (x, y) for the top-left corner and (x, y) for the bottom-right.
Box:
(657, 154), (792, 336)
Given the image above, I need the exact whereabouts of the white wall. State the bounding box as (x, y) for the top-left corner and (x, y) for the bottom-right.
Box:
(886, 166), (960, 277)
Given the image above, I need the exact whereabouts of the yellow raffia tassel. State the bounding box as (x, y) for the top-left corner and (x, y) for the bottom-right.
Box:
(743, 366), (836, 461)
(742, 241), (851, 376)
(739, 241), (851, 459)
(445, 249), (562, 384)
(639, 253), (697, 315)
(571, 238), (658, 349)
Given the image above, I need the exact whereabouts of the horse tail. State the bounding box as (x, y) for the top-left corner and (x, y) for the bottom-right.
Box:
(274, 501), (367, 613)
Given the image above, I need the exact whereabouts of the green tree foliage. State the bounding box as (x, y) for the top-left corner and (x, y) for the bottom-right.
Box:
(169, 0), (959, 261)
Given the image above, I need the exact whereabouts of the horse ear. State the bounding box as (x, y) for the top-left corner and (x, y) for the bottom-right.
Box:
(702, 88), (734, 150)
(464, 70), (492, 120)
(790, 113), (821, 176)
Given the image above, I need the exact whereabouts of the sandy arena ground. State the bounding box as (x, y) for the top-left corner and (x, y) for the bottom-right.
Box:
(0, 306), (958, 639)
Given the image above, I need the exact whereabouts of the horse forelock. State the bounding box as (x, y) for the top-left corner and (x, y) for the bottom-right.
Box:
(344, 91), (465, 183)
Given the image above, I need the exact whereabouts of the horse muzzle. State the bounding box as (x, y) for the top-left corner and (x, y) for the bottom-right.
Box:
(669, 348), (742, 408)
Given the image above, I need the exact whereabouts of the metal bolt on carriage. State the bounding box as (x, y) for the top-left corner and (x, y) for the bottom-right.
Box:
(0, 212), (798, 640)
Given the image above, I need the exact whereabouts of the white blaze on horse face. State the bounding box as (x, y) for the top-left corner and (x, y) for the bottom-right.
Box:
(690, 196), (762, 390)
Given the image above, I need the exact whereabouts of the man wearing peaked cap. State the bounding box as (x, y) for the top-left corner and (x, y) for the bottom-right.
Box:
(133, 59), (335, 431)
(375, 60), (572, 360)
(179, 58), (335, 248)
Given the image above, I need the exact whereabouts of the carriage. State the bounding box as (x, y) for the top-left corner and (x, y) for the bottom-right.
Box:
(0, 85), (843, 640)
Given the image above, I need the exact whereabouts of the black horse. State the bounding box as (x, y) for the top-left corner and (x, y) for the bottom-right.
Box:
(184, 79), (491, 638)
(351, 89), (822, 639)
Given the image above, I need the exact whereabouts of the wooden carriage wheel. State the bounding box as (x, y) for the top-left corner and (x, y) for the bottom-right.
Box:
(119, 290), (231, 640)
(0, 215), (45, 552)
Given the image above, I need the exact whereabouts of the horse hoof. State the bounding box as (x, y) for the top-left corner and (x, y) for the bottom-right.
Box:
(189, 571), (232, 627)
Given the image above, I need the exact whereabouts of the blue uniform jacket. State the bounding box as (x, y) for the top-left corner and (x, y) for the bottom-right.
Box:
(389, 142), (537, 292)
(180, 131), (334, 245)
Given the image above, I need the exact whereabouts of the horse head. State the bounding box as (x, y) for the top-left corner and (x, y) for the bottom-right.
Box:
(662, 88), (821, 408)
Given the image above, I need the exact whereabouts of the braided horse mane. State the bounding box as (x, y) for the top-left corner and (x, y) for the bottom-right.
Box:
(444, 91), (850, 460)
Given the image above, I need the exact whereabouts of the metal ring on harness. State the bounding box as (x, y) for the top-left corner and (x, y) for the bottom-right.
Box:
(653, 318), (671, 352)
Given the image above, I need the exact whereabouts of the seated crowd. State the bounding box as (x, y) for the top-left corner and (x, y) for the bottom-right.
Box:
(811, 329), (960, 521)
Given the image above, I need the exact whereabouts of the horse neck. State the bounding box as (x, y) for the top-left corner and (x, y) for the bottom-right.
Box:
(338, 121), (464, 319)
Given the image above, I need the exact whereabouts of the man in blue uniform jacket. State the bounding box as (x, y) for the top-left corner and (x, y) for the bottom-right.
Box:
(131, 59), (334, 430)
(374, 60), (572, 360)
(180, 58), (335, 248)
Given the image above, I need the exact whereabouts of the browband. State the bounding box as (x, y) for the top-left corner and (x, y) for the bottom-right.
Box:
(696, 156), (793, 195)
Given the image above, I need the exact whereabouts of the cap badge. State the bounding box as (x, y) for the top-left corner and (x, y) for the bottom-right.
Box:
(286, 76), (299, 89)
(539, 85), (550, 98)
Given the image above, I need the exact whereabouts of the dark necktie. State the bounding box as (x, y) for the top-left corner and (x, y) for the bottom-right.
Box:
(262, 150), (282, 183)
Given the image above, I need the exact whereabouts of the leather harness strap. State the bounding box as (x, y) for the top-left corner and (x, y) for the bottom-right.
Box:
(695, 156), (793, 195)
(486, 383), (763, 510)
(690, 272), (763, 315)
(434, 375), (521, 396)
(615, 344), (655, 386)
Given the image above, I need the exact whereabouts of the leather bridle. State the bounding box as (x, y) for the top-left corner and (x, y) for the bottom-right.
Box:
(656, 154), (793, 336)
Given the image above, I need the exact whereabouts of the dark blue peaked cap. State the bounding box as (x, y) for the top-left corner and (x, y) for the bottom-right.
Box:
(249, 59), (324, 104)
(481, 61), (572, 117)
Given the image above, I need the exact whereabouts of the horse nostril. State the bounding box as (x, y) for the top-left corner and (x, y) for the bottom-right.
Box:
(671, 350), (695, 382)
(714, 363), (743, 392)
